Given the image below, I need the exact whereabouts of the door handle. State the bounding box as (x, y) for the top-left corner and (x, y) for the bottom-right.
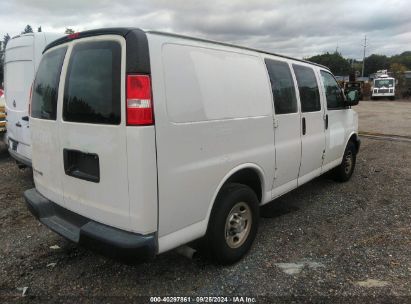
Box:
(325, 114), (328, 129)
(302, 117), (306, 135)
(15, 122), (22, 127)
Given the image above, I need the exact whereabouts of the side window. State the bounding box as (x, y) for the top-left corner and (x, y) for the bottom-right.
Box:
(31, 47), (67, 120)
(321, 71), (345, 109)
(63, 41), (121, 125)
(265, 59), (297, 114)
(292, 64), (321, 112)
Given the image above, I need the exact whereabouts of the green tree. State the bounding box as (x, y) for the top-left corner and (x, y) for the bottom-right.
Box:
(363, 54), (389, 76)
(0, 34), (11, 84)
(22, 25), (33, 34)
(390, 63), (407, 94)
(390, 51), (411, 70)
(307, 52), (351, 75)
(65, 28), (75, 34)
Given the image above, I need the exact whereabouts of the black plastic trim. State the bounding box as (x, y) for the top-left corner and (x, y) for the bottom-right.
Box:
(43, 28), (151, 75)
(24, 188), (157, 260)
(63, 149), (100, 183)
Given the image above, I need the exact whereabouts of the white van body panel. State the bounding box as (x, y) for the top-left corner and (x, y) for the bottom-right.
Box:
(148, 34), (275, 242)
(5, 32), (64, 165)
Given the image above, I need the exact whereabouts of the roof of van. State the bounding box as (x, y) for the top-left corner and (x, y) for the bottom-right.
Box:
(7, 32), (65, 50)
(43, 27), (329, 70)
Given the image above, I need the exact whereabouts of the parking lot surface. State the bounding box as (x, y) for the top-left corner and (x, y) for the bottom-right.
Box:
(0, 102), (410, 302)
(356, 100), (411, 137)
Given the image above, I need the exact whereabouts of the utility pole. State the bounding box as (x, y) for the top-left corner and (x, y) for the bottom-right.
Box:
(361, 35), (367, 77)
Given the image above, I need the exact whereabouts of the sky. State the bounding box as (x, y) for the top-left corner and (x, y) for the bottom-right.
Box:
(1, 0), (410, 60)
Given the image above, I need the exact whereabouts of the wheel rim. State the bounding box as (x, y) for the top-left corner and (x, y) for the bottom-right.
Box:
(344, 151), (353, 174)
(225, 202), (252, 249)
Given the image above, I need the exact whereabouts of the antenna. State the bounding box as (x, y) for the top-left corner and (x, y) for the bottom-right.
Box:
(361, 35), (368, 77)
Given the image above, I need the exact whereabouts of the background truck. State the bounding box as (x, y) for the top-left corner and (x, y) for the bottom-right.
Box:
(371, 71), (396, 100)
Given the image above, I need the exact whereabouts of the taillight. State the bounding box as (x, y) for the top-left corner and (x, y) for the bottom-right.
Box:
(126, 74), (153, 126)
(67, 32), (80, 39)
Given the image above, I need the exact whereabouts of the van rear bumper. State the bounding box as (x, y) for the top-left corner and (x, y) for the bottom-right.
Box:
(8, 148), (32, 167)
(23, 188), (157, 260)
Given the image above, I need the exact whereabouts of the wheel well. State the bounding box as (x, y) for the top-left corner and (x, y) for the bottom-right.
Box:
(224, 168), (262, 202)
(348, 133), (359, 153)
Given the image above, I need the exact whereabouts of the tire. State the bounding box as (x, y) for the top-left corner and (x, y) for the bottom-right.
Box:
(333, 141), (357, 182)
(204, 183), (259, 265)
(389, 96), (395, 101)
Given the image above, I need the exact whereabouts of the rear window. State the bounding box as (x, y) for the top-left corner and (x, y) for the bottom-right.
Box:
(31, 47), (67, 120)
(63, 41), (121, 124)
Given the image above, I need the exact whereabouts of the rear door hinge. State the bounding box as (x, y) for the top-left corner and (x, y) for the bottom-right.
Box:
(273, 117), (279, 128)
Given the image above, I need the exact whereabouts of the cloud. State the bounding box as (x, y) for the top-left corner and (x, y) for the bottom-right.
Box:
(1, 0), (410, 59)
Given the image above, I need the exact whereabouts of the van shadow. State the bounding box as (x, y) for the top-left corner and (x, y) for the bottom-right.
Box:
(61, 173), (335, 271)
(259, 173), (334, 219)
(0, 141), (9, 160)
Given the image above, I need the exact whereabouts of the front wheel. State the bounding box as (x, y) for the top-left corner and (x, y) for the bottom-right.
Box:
(332, 141), (357, 182)
(204, 183), (259, 265)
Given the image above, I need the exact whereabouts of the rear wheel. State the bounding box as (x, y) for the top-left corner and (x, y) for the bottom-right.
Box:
(204, 183), (259, 265)
(333, 141), (357, 182)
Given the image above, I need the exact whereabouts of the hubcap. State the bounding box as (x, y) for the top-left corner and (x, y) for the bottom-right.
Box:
(344, 151), (353, 174)
(225, 202), (252, 248)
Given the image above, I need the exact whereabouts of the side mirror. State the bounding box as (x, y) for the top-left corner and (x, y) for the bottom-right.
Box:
(346, 90), (360, 106)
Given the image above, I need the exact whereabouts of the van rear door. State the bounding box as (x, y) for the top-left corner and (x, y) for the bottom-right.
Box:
(31, 46), (67, 204)
(58, 37), (131, 231)
(4, 35), (34, 153)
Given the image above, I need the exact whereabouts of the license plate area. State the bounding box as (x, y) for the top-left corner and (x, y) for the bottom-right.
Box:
(9, 139), (18, 151)
(63, 149), (100, 183)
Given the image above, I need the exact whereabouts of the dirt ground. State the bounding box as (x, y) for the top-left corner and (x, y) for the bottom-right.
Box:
(0, 102), (410, 302)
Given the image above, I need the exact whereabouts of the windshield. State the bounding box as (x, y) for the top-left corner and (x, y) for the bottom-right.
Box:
(374, 79), (394, 88)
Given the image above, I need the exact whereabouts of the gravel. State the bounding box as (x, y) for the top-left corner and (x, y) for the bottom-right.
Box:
(0, 137), (410, 302)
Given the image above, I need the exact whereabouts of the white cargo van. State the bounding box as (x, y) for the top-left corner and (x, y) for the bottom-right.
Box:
(4, 32), (63, 167)
(24, 28), (360, 264)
